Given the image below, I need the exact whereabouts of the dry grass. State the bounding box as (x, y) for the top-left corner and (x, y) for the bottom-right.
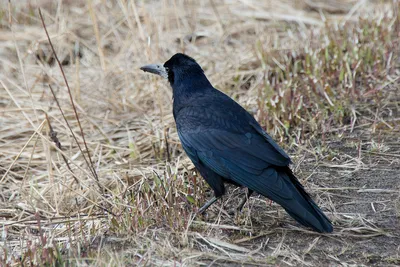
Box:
(0, 0), (399, 266)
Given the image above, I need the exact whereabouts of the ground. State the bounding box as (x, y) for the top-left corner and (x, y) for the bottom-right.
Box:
(0, 0), (399, 266)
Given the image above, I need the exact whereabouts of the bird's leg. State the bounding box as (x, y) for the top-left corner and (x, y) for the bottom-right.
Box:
(237, 189), (254, 212)
(198, 196), (220, 214)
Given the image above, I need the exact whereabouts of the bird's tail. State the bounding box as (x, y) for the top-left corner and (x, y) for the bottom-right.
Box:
(277, 168), (333, 233)
(239, 166), (333, 233)
(226, 162), (333, 232)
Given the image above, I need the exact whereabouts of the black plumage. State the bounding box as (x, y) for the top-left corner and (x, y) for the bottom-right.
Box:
(140, 53), (333, 233)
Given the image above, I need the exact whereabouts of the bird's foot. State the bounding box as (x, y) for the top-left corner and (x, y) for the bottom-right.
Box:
(197, 196), (220, 214)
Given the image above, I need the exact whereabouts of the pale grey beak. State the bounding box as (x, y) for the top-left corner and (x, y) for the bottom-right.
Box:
(140, 63), (168, 79)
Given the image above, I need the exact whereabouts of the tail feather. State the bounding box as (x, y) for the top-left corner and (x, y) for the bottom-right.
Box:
(282, 169), (333, 233)
(229, 165), (333, 232)
(285, 206), (333, 233)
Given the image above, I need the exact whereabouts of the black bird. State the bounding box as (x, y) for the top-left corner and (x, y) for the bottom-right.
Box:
(140, 53), (333, 233)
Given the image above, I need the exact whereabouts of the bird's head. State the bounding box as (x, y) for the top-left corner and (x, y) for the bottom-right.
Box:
(140, 53), (206, 88)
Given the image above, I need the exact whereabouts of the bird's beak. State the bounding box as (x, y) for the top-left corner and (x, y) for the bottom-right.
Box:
(140, 63), (168, 79)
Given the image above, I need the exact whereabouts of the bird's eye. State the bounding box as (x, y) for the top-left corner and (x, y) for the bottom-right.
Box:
(165, 67), (169, 72)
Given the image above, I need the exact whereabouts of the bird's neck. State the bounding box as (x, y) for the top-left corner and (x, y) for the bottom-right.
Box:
(172, 73), (213, 102)
(171, 72), (214, 117)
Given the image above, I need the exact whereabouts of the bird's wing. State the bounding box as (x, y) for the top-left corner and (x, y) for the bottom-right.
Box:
(181, 142), (226, 197)
(176, 103), (291, 170)
(178, 128), (289, 170)
(248, 119), (292, 164)
(177, 127), (298, 200)
(175, 97), (295, 194)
